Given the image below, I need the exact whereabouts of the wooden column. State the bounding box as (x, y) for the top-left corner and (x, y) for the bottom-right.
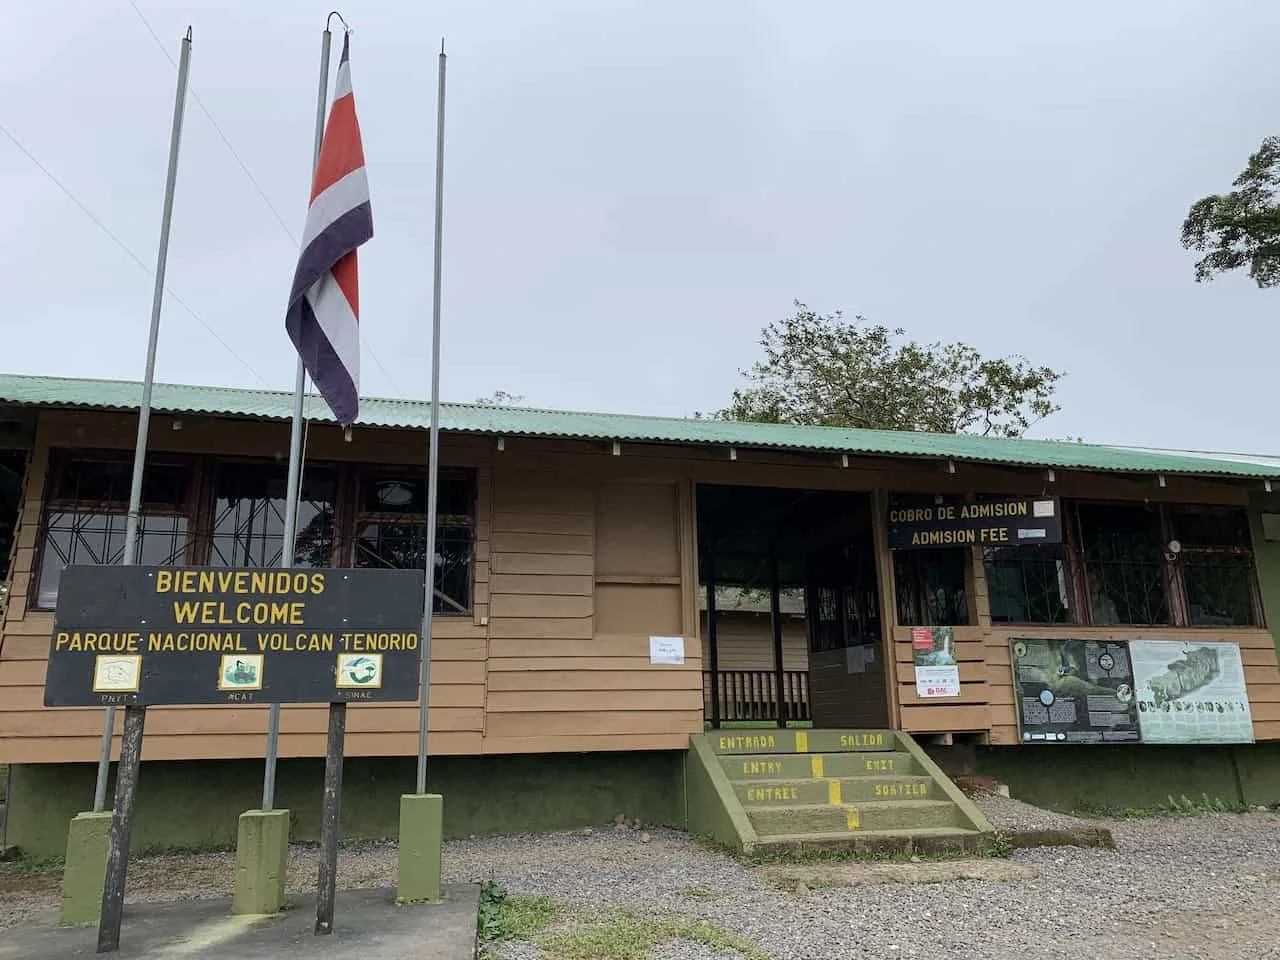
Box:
(769, 543), (786, 727)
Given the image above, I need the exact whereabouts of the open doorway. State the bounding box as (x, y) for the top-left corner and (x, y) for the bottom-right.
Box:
(697, 484), (887, 729)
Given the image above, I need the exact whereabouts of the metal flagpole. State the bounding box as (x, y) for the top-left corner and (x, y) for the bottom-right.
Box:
(263, 22), (334, 812)
(415, 40), (447, 795)
(89, 26), (194, 817)
(97, 27), (192, 954)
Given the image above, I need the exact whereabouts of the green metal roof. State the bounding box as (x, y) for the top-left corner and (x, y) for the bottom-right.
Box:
(0, 373), (1277, 480)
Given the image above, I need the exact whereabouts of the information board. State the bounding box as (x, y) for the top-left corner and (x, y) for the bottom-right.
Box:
(43, 565), (426, 707)
(888, 497), (1062, 550)
(1011, 637), (1139, 743)
(1129, 640), (1254, 744)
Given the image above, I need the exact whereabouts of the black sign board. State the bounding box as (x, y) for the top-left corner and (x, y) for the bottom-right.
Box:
(1011, 637), (1139, 744)
(887, 496), (1063, 550)
(43, 565), (425, 707)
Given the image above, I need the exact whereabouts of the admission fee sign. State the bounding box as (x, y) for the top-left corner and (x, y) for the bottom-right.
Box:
(43, 565), (426, 707)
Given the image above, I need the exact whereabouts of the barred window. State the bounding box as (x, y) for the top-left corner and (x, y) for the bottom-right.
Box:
(984, 543), (1072, 624)
(1076, 503), (1169, 626)
(208, 462), (336, 568)
(353, 470), (475, 614)
(1172, 507), (1258, 627)
(36, 455), (192, 608)
(889, 494), (968, 626)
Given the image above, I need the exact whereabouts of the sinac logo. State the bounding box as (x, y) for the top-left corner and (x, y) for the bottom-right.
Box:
(342, 656), (377, 685)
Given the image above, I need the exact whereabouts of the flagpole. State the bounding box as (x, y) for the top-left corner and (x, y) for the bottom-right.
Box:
(262, 22), (334, 813)
(416, 39), (447, 796)
(89, 28), (194, 817)
(96, 27), (192, 953)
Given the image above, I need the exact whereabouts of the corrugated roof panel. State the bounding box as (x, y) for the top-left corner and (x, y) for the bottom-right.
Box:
(0, 373), (1277, 479)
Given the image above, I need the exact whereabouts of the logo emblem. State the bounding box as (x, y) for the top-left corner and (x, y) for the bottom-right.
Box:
(218, 654), (264, 691)
(336, 652), (383, 690)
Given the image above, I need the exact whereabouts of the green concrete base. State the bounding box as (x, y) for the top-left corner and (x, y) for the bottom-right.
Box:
(60, 810), (112, 926)
(232, 809), (291, 915)
(396, 794), (443, 903)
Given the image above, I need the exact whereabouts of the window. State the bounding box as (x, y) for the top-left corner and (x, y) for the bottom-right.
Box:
(353, 470), (475, 614)
(894, 550), (968, 626)
(36, 455), (192, 608)
(1171, 507), (1258, 627)
(1076, 503), (1169, 625)
(209, 462), (336, 568)
(889, 494), (968, 626)
(984, 543), (1072, 624)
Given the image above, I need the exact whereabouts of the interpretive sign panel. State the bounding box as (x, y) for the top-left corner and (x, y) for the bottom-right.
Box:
(1011, 637), (1139, 743)
(1129, 640), (1254, 744)
(888, 496), (1062, 550)
(44, 565), (425, 707)
(911, 626), (960, 698)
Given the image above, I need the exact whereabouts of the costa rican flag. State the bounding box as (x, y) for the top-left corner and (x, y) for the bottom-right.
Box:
(286, 33), (372, 427)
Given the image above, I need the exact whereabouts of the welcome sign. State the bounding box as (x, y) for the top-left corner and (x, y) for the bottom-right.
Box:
(43, 565), (425, 707)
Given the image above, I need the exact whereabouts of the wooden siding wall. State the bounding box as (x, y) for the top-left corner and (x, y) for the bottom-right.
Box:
(3, 407), (1279, 761)
(698, 612), (807, 670)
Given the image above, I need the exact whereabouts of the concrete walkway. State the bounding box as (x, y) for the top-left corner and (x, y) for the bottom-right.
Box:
(0, 885), (479, 960)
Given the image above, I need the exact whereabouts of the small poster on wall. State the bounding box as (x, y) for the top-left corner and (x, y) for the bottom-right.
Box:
(911, 626), (960, 698)
(1129, 640), (1254, 744)
(1011, 638), (1139, 743)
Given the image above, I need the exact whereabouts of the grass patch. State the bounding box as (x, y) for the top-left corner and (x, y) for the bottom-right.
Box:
(477, 881), (561, 945)
(542, 909), (767, 960)
(1073, 793), (1249, 820)
(679, 883), (716, 899)
(1, 853), (64, 875)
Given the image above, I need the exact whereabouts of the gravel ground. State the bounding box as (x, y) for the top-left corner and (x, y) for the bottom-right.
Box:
(972, 790), (1102, 833)
(5, 813), (1280, 959)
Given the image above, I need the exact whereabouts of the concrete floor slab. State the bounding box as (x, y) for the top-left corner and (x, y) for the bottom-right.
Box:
(0, 885), (479, 960)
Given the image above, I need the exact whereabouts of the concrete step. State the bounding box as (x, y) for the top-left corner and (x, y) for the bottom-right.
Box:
(709, 729), (894, 755)
(722, 751), (922, 781)
(753, 826), (986, 857)
(735, 775), (936, 807)
(748, 799), (968, 836)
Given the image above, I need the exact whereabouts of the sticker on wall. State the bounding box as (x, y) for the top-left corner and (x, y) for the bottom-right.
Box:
(93, 655), (142, 694)
(649, 636), (685, 665)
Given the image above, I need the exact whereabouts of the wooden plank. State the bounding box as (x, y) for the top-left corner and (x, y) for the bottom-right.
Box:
(486, 669), (702, 691)
(486, 618), (594, 640)
(0, 730), (484, 764)
(491, 478), (595, 516)
(988, 725), (1020, 745)
(899, 704), (990, 733)
(485, 689), (703, 713)
(485, 709), (704, 738)
(491, 553), (594, 576)
(594, 575), (681, 586)
(488, 656), (702, 672)
(896, 683), (989, 706)
(492, 512), (595, 537)
(595, 583), (682, 635)
(486, 636), (697, 659)
(479, 732), (695, 755)
(489, 594), (593, 619)
(490, 532), (592, 556)
(595, 483), (679, 579)
(1253, 720), (1280, 741)
(0, 705), (485, 737)
(489, 573), (593, 597)
(0, 681), (486, 711)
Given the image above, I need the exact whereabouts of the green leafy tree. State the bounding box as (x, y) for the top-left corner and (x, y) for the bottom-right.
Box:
(721, 302), (1063, 437)
(1182, 136), (1280, 287)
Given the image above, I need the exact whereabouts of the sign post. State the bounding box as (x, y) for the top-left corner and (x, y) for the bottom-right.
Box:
(43, 565), (425, 948)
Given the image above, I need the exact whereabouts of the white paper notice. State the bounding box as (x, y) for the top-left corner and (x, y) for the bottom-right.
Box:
(845, 646), (867, 674)
(649, 636), (685, 665)
(1033, 499), (1056, 518)
(915, 665), (961, 698)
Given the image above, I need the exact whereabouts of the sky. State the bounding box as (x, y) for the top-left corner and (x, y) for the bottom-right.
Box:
(4, 0), (1280, 452)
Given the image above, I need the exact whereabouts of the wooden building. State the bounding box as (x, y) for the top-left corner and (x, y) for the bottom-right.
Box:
(3, 374), (1280, 848)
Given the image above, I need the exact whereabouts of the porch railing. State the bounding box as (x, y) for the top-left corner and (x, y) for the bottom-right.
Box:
(703, 669), (810, 724)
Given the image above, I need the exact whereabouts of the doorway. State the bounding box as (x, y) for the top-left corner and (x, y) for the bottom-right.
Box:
(697, 484), (887, 729)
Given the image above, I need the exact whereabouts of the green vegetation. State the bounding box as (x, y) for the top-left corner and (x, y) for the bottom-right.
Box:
(1074, 792), (1250, 819)
(1, 853), (63, 875)
(477, 882), (766, 960)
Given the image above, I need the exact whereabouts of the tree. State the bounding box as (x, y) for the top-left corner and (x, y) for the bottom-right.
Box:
(1181, 136), (1280, 287)
(721, 302), (1063, 437)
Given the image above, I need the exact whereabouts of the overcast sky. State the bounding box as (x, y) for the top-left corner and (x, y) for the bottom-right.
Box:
(5, 0), (1279, 452)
